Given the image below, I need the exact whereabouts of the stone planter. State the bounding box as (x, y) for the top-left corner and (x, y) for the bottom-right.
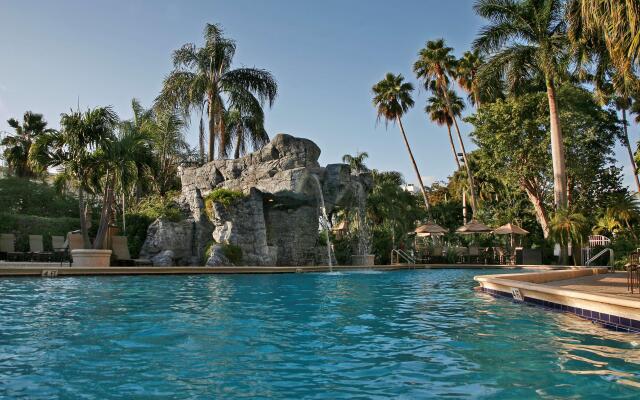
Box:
(351, 254), (375, 266)
(71, 249), (112, 267)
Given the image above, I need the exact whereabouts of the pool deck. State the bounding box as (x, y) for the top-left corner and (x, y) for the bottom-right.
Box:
(475, 269), (640, 332)
(0, 261), (570, 277)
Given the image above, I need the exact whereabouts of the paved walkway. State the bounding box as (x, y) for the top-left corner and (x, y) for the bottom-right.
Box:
(547, 272), (640, 299)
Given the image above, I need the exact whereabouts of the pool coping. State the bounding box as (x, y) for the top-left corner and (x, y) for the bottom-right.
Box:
(0, 262), (573, 277)
(474, 269), (640, 333)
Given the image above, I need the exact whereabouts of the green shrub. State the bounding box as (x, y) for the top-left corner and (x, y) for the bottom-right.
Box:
(130, 193), (183, 222)
(204, 189), (245, 217)
(0, 213), (80, 251)
(0, 177), (78, 217)
(221, 244), (243, 265)
(120, 214), (154, 258)
(332, 234), (353, 265)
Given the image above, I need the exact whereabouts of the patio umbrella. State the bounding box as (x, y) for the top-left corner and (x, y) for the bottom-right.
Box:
(455, 220), (492, 234)
(415, 222), (448, 236)
(492, 223), (529, 248)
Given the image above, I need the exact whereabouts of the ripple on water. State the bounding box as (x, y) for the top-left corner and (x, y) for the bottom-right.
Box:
(0, 269), (639, 399)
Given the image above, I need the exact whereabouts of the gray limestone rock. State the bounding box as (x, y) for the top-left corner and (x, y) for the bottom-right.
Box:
(205, 245), (231, 267)
(141, 133), (371, 266)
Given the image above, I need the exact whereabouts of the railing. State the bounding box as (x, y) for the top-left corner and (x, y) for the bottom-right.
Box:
(391, 249), (415, 265)
(585, 248), (614, 268)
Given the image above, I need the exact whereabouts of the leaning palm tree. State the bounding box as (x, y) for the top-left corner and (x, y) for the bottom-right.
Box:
(474, 0), (569, 211)
(372, 73), (431, 214)
(425, 89), (464, 170)
(156, 23), (277, 161)
(414, 39), (478, 215)
(1, 112), (54, 178)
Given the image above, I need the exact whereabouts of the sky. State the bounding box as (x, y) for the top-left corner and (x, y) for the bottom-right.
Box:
(0, 0), (636, 188)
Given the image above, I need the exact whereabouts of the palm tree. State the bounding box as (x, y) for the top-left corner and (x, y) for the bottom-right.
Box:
(224, 105), (269, 159)
(342, 152), (369, 174)
(593, 209), (622, 237)
(474, 0), (569, 211)
(372, 73), (431, 214)
(549, 208), (589, 265)
(425, 89), (464, 170)
(414, 39), (479, 215)
(1, 112), (54, 178)
(156, 23), (277, 162)
(29, 107), (119, 249)
(456, 50), (484, 107)
(571, 19), (640, 193)
(608, 192), (640, 236)
(568, 0), (640, 75)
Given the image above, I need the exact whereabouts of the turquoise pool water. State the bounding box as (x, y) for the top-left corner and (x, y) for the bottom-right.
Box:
(1, 269), (639, 399)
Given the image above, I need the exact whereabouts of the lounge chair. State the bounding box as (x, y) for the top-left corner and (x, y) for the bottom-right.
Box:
(29, 235), (53, 262)
(111, 235), (152, 266)
(51, 235), (66, 261)
(0, 233), (26, 261)
(468, 245), (480, 263)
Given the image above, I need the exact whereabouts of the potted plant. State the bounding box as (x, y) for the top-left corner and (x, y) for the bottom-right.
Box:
(30, 106), (154, 267)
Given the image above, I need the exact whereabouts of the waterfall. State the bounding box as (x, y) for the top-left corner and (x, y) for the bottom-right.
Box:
(310, 174), (333, 271)
(355, 182), (372, 256)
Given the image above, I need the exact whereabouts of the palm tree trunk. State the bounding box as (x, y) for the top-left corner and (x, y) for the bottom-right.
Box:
(199, 115), (205, 163)
(546, 78), (569, 264)
(208, 94), (215, 162)
(450, 112), (479, 216)
(621, 108), (640, 193)
(78, 187), (91, 249)
(94, 173), (116, 250)
(234, 131), (241, 159)
(446, 123), (461, 170)
(545, 78), (568, 209)
(396, 116), (431, 214)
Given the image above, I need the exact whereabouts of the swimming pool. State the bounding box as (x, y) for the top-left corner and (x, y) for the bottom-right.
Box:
(1, 269), (638, 399)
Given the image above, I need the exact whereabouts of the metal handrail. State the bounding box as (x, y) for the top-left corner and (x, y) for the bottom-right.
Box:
(391, 249), (415, 265)
(585, 247), (614, 267)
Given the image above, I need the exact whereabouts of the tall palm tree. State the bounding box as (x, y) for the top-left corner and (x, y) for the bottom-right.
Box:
(372, 73), (431, 214)
(414, 39), (479, 215)
(474, 0), (569, 210)
(156, 23), (277, 162)
(1, 112), (54, 178)
(425, 89), (464, 170)
(455, 50), (484, 107)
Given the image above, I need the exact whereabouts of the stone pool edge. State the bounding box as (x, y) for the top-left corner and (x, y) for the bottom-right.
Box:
(474, 269), (640, 333)
(0, 262), (571, 277)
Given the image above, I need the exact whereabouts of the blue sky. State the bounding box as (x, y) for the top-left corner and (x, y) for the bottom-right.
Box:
(0, 0), (635, 188)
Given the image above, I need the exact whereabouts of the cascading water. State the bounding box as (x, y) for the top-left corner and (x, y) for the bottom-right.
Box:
(354, 182), (372, 256)
(310, 174), (333, 271)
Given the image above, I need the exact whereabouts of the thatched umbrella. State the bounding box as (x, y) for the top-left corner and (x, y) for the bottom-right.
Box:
(493, 223), (529, 248)
(456, 220), (492, 234)
(415, 222), (448, 236)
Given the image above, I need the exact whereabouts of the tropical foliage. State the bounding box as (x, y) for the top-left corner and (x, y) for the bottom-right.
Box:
(1, 112), (54, 178)
(156, 23), (277, 161)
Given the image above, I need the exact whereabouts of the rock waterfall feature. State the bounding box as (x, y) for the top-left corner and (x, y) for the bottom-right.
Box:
(139, 134), (372, 266)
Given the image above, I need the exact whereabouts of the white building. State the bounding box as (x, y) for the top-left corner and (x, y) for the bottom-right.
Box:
(401, 183), (420, 194)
